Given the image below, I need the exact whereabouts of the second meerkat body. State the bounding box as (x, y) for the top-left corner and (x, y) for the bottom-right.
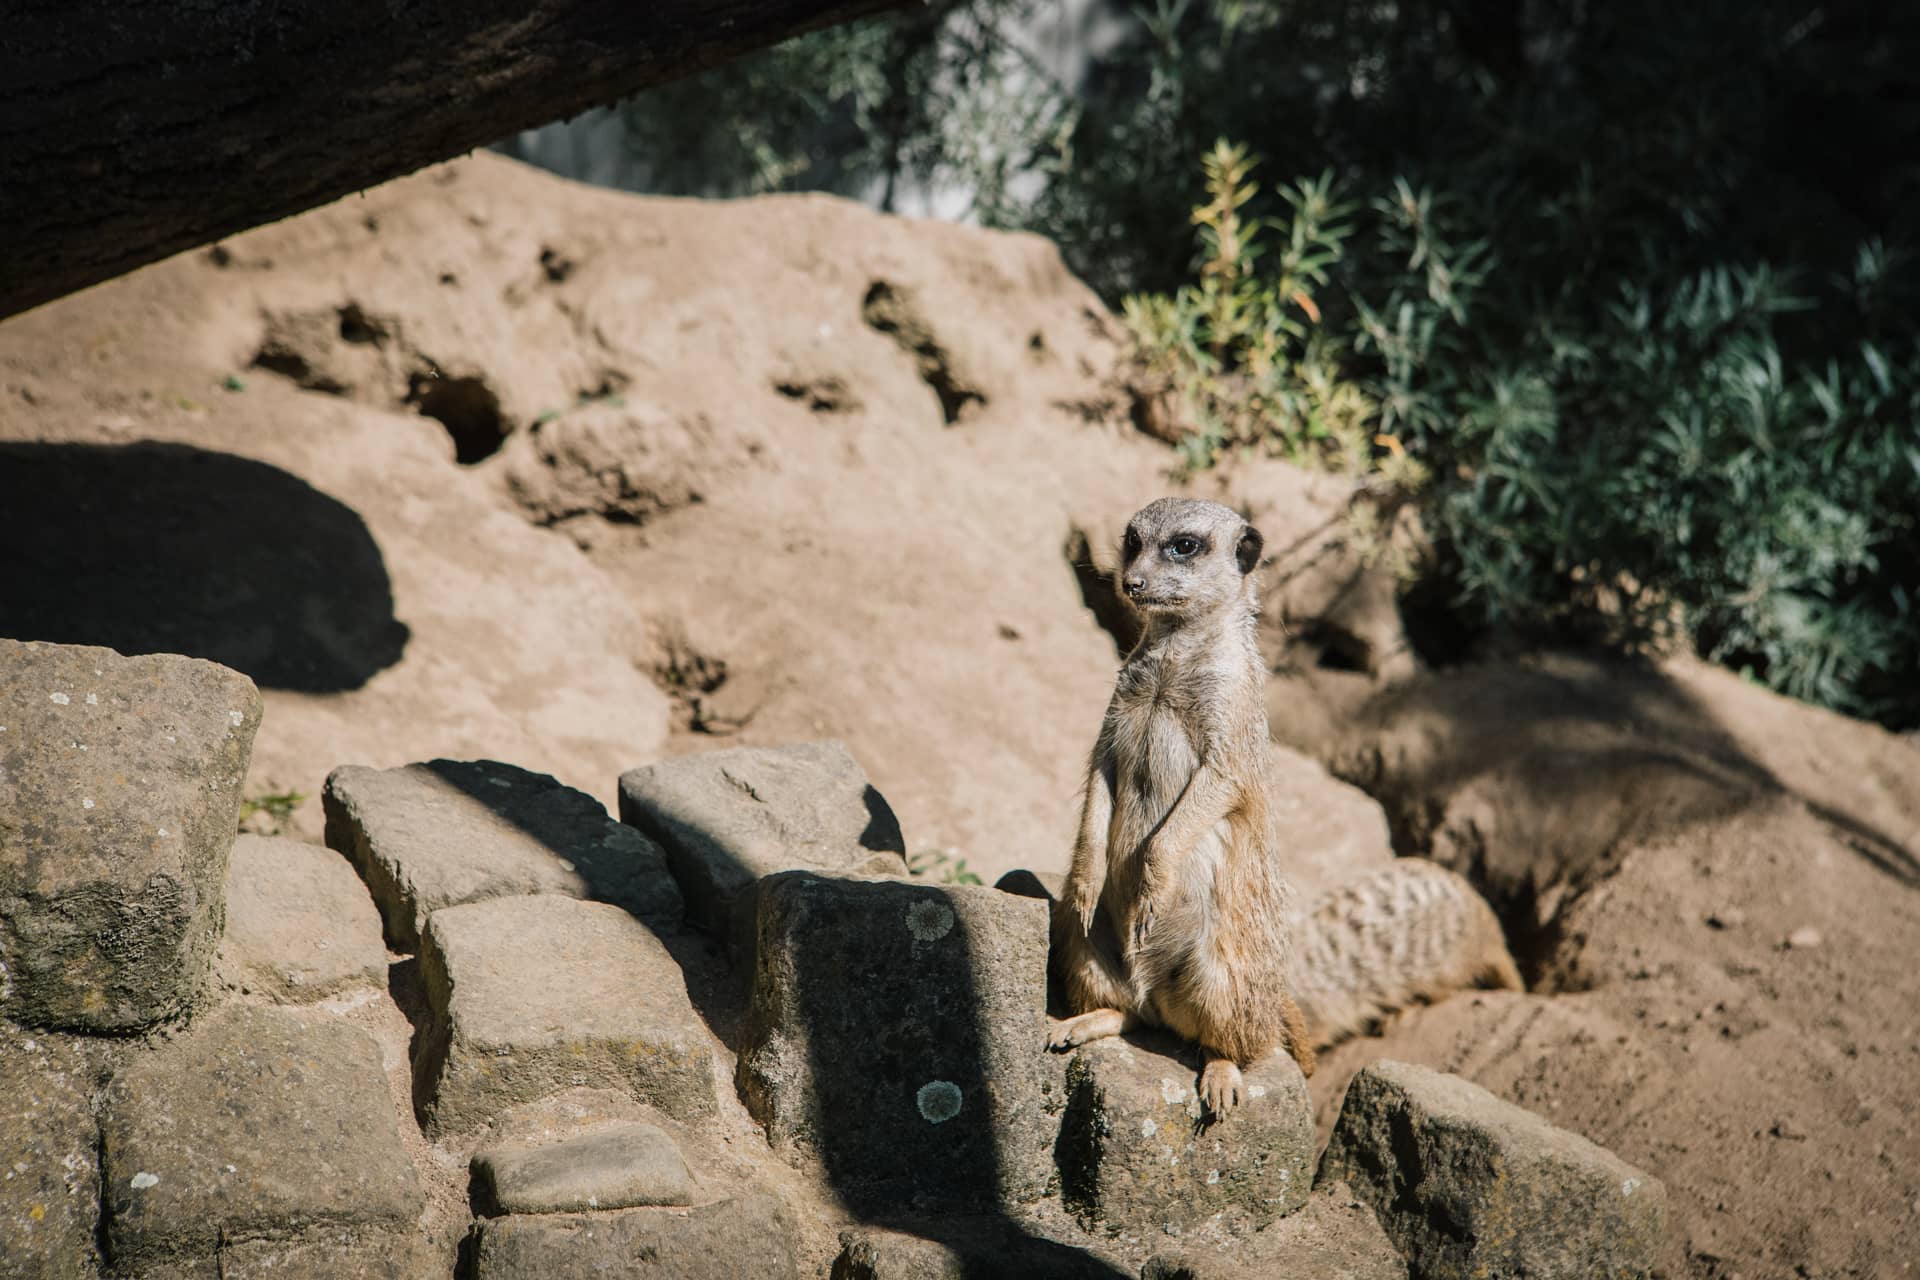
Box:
(1049, 497), (1314, 1118)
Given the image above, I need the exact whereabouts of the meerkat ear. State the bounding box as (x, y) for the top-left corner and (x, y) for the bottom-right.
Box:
(1235, 524), (1264, 575)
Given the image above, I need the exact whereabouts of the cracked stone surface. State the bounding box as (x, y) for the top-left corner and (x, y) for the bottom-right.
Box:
(0, 638), (260, 1031)
(1317, 1060), (1667, 1280)
(1057, 1033), (1315, 1237)
(617, 741), (906, 955)
(324, 758), (681, 952)
(469, 1192), (799, 1279)
(218, 834), (389, 1001)
(737, 871), (1055, 1212)
(413, 894), (715, 1136)
(100, 1004), (423, 1269)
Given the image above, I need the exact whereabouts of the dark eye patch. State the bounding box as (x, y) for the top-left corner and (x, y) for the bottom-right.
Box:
(1123, 527), (1143, 559)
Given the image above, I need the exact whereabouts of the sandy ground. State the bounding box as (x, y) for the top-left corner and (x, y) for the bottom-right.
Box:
(3, 153), (1916, 1277)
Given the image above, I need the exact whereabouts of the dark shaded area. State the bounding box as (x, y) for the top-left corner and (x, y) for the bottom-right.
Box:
(406, 372), (509, 465)
(1064, 527), (1142, 658)
(0, 0), (912, 319)
(861, 281), (986, 425)
(0, 441), (407, 692)
(419, 759), (1128, 1277)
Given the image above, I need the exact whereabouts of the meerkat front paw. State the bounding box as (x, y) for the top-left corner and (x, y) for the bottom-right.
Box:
(1199, 1058), (1244, 1119)
(1047, 1008), (1132, 1052)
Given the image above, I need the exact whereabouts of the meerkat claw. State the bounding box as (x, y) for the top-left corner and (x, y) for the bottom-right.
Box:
(1199, 1059), (1244, 1120)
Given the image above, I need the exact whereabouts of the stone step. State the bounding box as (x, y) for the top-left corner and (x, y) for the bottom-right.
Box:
(1, 638), (261, 1031)
(100, 1004), (423, 1271)
(736, 870), (1055, 1213)
(412, 894), (715, 1136)
(218, 834), (389, 1001)
(324, 758), (681, 952)
(468, 1192), (799, 1279)
(1058, 1032), (1316, 1237)
(473, 1122), (696, 1215)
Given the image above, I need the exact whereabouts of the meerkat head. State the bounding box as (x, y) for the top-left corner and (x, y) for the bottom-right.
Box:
(1115, 497), (1264, 621)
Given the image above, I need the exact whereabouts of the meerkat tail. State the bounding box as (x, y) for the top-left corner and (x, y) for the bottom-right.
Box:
(1290, 859), (1523, 1051)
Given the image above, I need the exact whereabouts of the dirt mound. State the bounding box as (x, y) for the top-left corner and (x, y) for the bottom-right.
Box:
(4, 152), (1916, 1277)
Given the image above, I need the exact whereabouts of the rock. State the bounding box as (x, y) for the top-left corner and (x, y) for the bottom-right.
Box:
(0, 639), (261, 1030)
(100, 1004), (422, 1269)
(1785, 926), (1823, 949)
(218, 1229), (446, 1280)
(737, 871), (1053, 1212)
(469, 1192), (799, 1280)
(830, 1220), (1133, 1279)
(1140, 1185), (1407, 1279)
(1266, 742), (1395, 902)
(617, 741), (907, 955)
(217, 834), (388, 1000)
(413, 894), (715, 1136)
(1317, 1060), (1666, 1280)
(1057, 1033), (1315, 1236)
(323, 758), (681, 952)
(0, 1029), (101, 1280)
(474, 1122), (696, 1215)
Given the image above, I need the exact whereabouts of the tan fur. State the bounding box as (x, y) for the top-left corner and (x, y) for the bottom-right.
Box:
(1290, 859), (1524, 1049)
(1049, 498), (1313, 1118)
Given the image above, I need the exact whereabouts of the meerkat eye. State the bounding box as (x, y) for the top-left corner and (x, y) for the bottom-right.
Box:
(1168, 535), (1201, 559)
(1123, 528), (1143, 559)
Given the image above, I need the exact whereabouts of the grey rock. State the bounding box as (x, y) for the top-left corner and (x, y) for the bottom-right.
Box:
(1058, 1033), (1315, 1236)
(413, 894), (715, 1136)
(219, 1228), (448, 1280)
(324, 758), (680, 952)
(1140, 1185), (1407, 1279)
(617, 741), (906, 954)
(218, 835), (388, 1001)
(1317, 1060), (1667, 1280)
(474, 1122), (695, 1215)
(831, 1220), (1133, 1279)
(737, 871), (1054, 1212)
(0, 1028), (101, 1280)
(101, 1004), (422, 1268)
(0, 639), (261, 1030)
(470, 1192), (799, 1279)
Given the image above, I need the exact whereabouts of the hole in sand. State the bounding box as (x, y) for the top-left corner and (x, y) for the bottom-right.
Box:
(406, 371), (508, 465)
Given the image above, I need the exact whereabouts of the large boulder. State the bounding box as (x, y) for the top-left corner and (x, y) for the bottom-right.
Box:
(0, 639), (260, 1031)
(1057, 1034), (1315, 1238)
(736, 871), (1054, 1212)
(1139, 1185), (1407, 1279)
(0, 1028), (101, 1279)
(412, 894), (715, 1136)
(617, 741), (907, 955)
(323, 758), (681, 952)
(99, 1004), (423, 1271)
(1317, 1060), (1666, 1280)
(217, 834), (389, 1001)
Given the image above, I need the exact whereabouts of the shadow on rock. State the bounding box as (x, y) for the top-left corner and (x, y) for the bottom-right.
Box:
(0, 440), (407, 691)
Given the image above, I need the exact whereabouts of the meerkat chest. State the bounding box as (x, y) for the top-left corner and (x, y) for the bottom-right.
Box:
(1109, 674), (1203, 813)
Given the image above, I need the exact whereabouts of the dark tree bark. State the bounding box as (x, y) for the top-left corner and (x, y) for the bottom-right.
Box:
(0, 0), (910, 320)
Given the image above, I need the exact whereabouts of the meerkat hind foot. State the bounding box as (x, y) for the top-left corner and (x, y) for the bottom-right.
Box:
(1199, 1057), (1244, 1119)
(1047, 1007), (1135, 1052)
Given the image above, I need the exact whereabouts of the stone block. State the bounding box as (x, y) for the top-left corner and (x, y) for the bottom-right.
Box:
(830, 1221), (1133, 1279)
(0, 1028), (100, 1279)
(1057, 1034), (1314, 1236)
(0, 639), (260, 1030)
(469, 1193), (799, 1280)
(1140, 1185), (1407, 1279)
(218, 835), (388, 1000)
(736, 871), (1054, 1212)
(414, 894), (715, 1135)
(474, 1122), (695, 1215)
(219, 1228), (448, 1280)
(617, 742), (906, 950)
(101, 1005), (422, 1269)
(324, 758), (680, 952)
(1317, 1060), (1666, 1280)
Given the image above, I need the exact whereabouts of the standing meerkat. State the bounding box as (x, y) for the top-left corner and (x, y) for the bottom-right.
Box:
(1049, 497), (1315, 1119)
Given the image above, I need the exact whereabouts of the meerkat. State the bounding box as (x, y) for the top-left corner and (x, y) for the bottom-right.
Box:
(1048, 497), (1315, 1119)
(1290, 859), (1524, 1049)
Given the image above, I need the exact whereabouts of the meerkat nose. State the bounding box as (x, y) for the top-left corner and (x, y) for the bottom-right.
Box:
(1123, 576), (1146, 597)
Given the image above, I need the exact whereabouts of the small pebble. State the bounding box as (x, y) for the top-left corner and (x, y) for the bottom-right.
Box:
(1785, 927), (1823, 950)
